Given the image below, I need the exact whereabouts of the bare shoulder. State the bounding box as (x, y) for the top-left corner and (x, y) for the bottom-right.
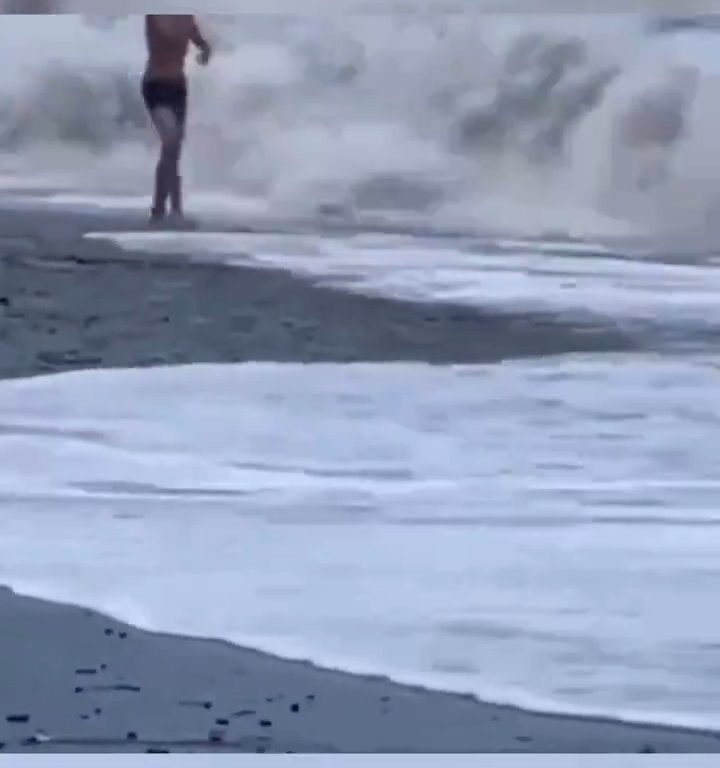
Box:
(146, 14), (196, 39)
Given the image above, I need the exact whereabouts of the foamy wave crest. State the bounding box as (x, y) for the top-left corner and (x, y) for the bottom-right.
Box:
(1, 13), (720, 237)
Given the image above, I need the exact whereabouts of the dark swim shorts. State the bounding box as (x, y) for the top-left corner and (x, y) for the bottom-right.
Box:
(141, 77), (188, 127)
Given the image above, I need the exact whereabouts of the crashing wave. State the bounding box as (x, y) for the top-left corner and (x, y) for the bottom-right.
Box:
(0, 13), (716, 236)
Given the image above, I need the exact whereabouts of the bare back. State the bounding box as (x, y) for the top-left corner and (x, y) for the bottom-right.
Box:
(145, 15), (195, 80)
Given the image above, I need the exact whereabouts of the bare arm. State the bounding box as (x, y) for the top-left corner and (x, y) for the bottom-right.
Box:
(189, 16), (212, 64)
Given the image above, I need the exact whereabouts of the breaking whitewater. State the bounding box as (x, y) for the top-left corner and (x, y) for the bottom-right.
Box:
(0, 13), (720, 240)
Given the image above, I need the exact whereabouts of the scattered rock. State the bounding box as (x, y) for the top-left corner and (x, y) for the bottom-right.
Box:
(215, 718), (229, 726)
(640, 745), (657, 754)
(259, 719), (273, 728)
(305, 695), (315, 701)
(232, 710), (255, 718)
(74, 687), (84, 694)
(290, 703), (300, 713)
(94, 708), (102, 716)
(516, 736), (532, 743)
(208, 729), (224, 743)
(146, 748), (170, 754)
(6, 714), (30, 724)
(75, 668), (97, 675)
(119, 632), (128, 639)
(100, 664), (107, 671)
(127, 732), (138, 741)
(104, 629), (114, 636)
(100, 684), (141, 693)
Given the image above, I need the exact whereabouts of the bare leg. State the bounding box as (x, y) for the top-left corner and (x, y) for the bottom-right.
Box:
(167, 141), (184, 216)
(149, 107), (183, 222)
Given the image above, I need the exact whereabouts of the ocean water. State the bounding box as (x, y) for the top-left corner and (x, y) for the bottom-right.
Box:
(2, 10), (720, 732)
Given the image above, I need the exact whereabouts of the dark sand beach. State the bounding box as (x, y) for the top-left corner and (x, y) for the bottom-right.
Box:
(0, 206), (718, 753)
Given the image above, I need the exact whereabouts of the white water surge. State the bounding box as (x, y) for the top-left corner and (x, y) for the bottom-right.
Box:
(0, 12), (720, 238)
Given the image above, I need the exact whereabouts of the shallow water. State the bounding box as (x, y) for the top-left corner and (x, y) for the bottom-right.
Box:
(1, 349), (720, 730)
(1, 9), (720, 733)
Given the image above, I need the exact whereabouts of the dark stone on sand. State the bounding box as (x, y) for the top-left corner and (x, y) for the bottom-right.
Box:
(640, 744), (657, 753)
(126, 732), (138, 741)
(100, 664), (107, 671)
(232, 710), (255, 718)
(94, 708), (102, 715)
(290, 704), (300, 713)
(119, 632), (127, 640)
(0, 742), (4, 749)
(259, 720), (273, 728)
(74, 687), (83, 694)
(104, 629), (113, 637)
(203, 702), (212, 710)
(215, 718), (229, 726)
(5, 715), (30, 724)
(208, 729), (224, 743)
(146, 748), (170, 753)
(75, 668), (97, 675)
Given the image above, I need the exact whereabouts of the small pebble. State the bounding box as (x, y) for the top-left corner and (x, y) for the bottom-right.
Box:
(146, 748), (170, 754)
(94, 708), (102, 716)
(256, 747), (267, 754)
(74, 687), (83, 694)
(208, 729), (224, 743)
(119, 632), (128, 639)
(100, 664), (107, 671)
(0, 742), (5, 750)
(290, 703), (300, 713)
(127, 732), (138, 741)
(75, 668), (97, 676)
(640, 745), (656, 754)
(80, 715), (90, 721)
(232, 710), (255, 718)
(305, 694), (315, 701)
(259, 719), (273, 728)
(204, 702), (213, 710)
(215, 718), (229, 726)
(104, 628), (114, 636)
(6, 715), (30, 724)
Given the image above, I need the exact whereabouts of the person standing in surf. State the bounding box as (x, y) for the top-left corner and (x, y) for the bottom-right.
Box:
(142, 15), (212, 225)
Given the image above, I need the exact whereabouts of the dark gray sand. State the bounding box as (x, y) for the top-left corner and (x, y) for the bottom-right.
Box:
(0, 206), (716, 753)
(0, 205), (641, 380)
(2, 587), (720, 754)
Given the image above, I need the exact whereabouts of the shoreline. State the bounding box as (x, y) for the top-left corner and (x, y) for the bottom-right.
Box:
(2, 586), (720, 754)
(0, 205), (715, 752)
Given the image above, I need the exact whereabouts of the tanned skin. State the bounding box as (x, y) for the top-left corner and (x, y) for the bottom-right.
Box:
(143, 15), (211, 223)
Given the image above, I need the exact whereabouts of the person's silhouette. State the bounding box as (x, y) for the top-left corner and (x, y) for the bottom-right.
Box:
(142, 15), (212, 225)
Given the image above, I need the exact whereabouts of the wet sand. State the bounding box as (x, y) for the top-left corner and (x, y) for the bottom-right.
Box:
(0, 206), (716, 753)
(0, 205), (638, 380)
(2, 587), (720, 754)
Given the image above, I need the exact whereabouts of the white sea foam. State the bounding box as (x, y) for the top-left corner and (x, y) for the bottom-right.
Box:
(86, 230), (720, 325)
(1, 13), (720, 240)
(1, 358), (720, 729)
